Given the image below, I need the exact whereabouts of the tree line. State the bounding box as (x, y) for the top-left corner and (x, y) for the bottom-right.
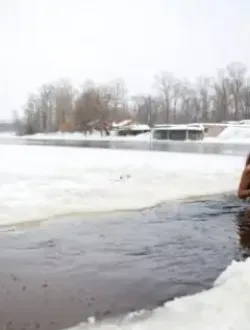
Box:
(15, 61), (250, 135)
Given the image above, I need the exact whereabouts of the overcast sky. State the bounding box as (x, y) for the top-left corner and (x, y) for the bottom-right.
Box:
(0, 0), (250, 119)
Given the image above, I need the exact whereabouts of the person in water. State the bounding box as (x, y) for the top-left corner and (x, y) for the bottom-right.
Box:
(238, 153), (250, 199)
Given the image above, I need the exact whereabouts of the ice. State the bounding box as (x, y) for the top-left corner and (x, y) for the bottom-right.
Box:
(63, 258), (250, 330)
(0, 144), (245, 226)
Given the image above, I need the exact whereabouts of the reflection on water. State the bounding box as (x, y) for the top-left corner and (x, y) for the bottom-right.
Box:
(235, 207), (250, 259)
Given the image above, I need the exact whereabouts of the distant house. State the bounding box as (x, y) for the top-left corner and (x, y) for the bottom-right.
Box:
(111, 120), (150, 136)
(152, 124), (204, 141)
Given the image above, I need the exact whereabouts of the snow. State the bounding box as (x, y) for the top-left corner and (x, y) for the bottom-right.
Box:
(0, 144), (244, 226)
(216, 125), (250, 142)
(20, 131), (149, 141)
(112, 120), (133, 128)
(129, 124), (150, 131)
(152, 125), (204, 131)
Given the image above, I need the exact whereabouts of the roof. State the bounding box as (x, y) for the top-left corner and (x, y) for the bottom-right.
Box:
(153, 124), (204, 131)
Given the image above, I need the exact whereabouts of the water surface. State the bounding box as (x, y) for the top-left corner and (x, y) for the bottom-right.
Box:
(0, 194), (247, 330)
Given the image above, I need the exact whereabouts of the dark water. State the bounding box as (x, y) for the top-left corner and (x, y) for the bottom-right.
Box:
(0, 194), (249, 330)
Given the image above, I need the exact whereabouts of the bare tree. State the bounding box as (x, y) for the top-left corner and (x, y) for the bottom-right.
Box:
(19, 61), (250, 135)
(12, 110), (22, 133)
(154, 72), (177, 123)
(54, 79), (75, 131)
(226, 62), (247, 120)
(22, 94), (40, 134)
(39, 84), (56, 132)
(212, 69), (231, 121)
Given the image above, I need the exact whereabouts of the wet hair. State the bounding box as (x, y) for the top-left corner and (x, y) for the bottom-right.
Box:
(246, 153), (250, 167)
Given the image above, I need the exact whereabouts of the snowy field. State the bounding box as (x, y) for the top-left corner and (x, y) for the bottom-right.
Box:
(0, 144), (244, 226)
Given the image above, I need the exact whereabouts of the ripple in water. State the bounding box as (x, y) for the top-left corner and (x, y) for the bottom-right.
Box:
(0, 193), (248, 330)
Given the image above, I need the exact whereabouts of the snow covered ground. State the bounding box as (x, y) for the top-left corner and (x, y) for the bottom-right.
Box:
(7, 123), (250, 144)
(19, 131), (151, 141)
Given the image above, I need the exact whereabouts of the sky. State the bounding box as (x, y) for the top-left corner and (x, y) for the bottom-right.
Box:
(0, 0), (250, 120)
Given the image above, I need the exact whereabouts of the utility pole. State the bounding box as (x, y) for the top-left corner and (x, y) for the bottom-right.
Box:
(147, 96), (153, 127)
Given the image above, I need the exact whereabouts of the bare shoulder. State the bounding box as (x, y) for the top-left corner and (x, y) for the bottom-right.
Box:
(244, 165), (250, 175)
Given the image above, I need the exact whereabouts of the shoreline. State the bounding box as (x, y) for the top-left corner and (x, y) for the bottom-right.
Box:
(0, 191), (237, 231)
(1, 135), (250, 157)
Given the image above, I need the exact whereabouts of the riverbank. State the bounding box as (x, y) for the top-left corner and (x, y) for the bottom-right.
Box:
(2, 132), (250, 156)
